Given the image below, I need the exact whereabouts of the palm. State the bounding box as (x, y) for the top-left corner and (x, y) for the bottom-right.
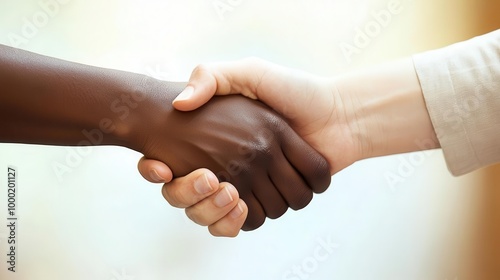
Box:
(256, 71), (361, 174)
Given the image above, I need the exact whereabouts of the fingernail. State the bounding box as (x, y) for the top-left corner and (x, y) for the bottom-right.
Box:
(194, 173), (213, 195)
(214, 185), (234, 208)
(229, 200), (244, 219)
(150, 169), (165, 183)
(174, 86), (194, 102)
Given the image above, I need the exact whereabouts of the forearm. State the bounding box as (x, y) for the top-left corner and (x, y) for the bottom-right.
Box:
(335, 57), (439, 160)
(0, 44), (174, 150)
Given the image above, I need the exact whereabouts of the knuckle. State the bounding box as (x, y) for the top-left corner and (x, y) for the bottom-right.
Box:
(185, 208), (209, 226)
(192, 64), (208, 74)
(266, 115), (286, 137)
(209, 225), (239, 238)
(208, 227), (222, 237)
(253, 142), (273, 159)
(169, 188), (186, 206)
(191, 64), (213, 80)
(163, 185), (190, 208)
(250, 126), (281, 161)
(161, 186), (177, 206)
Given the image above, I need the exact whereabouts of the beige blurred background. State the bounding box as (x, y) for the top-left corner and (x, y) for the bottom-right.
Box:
(416, 1), (500, 279)
(0, 0), (498, 279)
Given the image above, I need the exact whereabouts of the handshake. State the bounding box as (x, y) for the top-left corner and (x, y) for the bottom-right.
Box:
(134, 81), (332, 235)
(0, 46), (340, 237)
(1, 44), (438, 237)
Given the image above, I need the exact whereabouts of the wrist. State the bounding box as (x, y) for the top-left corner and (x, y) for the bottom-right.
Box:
(73, 71), (174, 151)
(335, 58), (439, 161)
(110, 75), (185, 153)
(108, 74), (160, 151)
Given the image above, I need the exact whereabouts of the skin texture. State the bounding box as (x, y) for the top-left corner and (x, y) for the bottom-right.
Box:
(0, 45), (331, 231)
(139, 57), (440, 236)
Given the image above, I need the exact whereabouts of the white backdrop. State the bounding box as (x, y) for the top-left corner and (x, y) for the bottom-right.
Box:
(0, 1), (478, 279)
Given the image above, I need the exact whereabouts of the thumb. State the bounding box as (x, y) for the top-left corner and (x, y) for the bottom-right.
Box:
(137, 157), (174, 183)
(172, 59), (265, 111)
(173, 64), (219, 111)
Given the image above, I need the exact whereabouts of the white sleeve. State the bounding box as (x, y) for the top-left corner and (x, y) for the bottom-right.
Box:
(413, 29), (500, 175)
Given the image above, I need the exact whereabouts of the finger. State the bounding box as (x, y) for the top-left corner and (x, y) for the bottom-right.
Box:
(250, 175), (288, 219)
(137, 156), (173, 183)
(161, 168), (219, 208)
(185, 183), (240, 226)
(208, 199), (248, 238)
(240, 193), (266, 231)
(269, 153), (313, 211)
(281, 126), (332, 193)
(172, 59), (264, 111)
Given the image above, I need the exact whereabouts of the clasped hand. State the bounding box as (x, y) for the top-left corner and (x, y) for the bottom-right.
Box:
(138, 58), (354, 237)
(136, 79), (332, 235)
